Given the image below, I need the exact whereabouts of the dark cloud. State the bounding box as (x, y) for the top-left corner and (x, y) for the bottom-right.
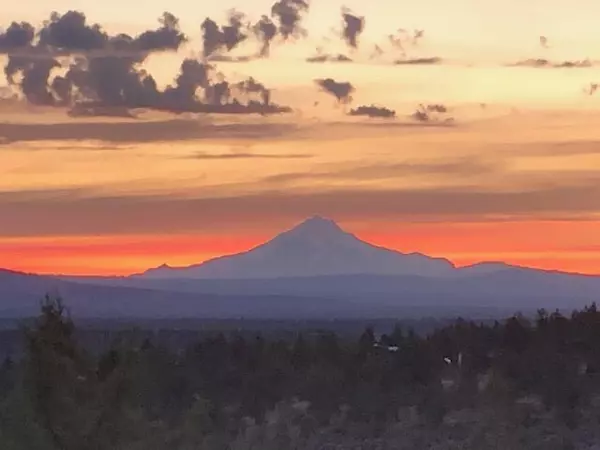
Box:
(270, 0), (310, 40)
(341, 7), (364, 49)
(315, 78), (354, 103)
(4, 56), (61, 105)
(349, 105), (395, 118)
(426, 104), (447, 113)
(394, 57), (442, 65)
(37, 11), (107, 51)
(201, 18), (222, 57)
(1, 11), (186, 108)
(36, 10), (186, 53)
(411, 104), (453, 123)
(306, 50), (352, 63)
(252, 16), (277, 57)
(206, 54), (254, 63)
(512, 58), (551, 68)
(80, 54), (290, 114)
(1, 12), (291, 116)
(135, 12), (186, 52)
(201, 10), (248, 59)
(511, 58), (593, 68)
(1, 178), (599, 236)
(555, 60), (593, 68)
(233, 77), (272, 106)
(0, 21), (36, 51)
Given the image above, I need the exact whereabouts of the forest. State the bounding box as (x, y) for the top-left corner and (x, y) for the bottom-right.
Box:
(2, 296), (600, 449)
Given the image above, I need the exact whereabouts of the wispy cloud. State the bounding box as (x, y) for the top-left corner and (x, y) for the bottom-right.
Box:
(0, 119), (299, 144)
(504, 140), (600, 157)
(1, 175), (599, 237)
(262, 156), (504, 184)
(185, 151), (313, 160)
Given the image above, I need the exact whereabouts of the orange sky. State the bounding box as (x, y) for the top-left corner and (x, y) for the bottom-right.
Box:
(1, 108), (599, 276)
(2, 221), (599, 276)
(1, 3), (600, 276)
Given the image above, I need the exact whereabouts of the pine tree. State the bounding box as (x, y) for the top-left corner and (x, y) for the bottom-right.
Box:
(24, 296), (131, 450)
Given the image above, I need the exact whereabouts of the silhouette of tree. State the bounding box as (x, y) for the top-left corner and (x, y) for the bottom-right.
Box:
(5, 296), (600, 448)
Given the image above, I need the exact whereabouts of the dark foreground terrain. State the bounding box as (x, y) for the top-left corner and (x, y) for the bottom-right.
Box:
(3, 297), (600, 449)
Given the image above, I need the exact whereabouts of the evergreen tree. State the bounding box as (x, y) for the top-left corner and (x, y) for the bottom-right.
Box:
(24, 296), (130, 450)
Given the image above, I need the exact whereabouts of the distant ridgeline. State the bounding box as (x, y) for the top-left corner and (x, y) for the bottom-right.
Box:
(0, 315), (476, 360)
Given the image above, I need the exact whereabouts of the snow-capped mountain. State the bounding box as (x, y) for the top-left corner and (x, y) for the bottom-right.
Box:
(2, 217), (599, 319)
(140, 216), (456, 279)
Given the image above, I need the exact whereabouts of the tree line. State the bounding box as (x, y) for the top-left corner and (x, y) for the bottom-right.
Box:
(2, 296), (600, 449)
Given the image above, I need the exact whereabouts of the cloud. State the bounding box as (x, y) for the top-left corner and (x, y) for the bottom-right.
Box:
(262, 156), (504, 184)
(340, 7), (365, 49)
(206, 54), (255, 63)
(370, 28), (428, 61)
(349, 105), (396, 118)
(0, 21), (36, 51)
(0, 114), (458, 146)
(411, 104), (453, 123)
(0, 119), (299, 143)
(1, 177), (599, 236)
(201, 11), (248, 59)
(321, 120), (456, 131)
(510, 58), (593, 68)
(6, 143), (134, 152)
(502, 140), (600, 157)
(252, 15), (277, 57)
(185, 151), (312, 160)
(0, 12), (291, 115)
(314, 78), (354, 103)
(1, 11), (187, 107)
(306, 53), (352, 63)
(394, 57), (442, 65)
(270, 0), (310, 40)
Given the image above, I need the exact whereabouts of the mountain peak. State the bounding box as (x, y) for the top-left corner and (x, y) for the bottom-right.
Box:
(139, 215), (456, 279)
(270, 216), (354, 247)
(290, 215), (344, 235)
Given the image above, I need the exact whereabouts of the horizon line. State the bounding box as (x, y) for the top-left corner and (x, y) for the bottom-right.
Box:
(1, 215), (598, 278)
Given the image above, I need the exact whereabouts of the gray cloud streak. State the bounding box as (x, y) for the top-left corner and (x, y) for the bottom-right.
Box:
(0, 119), (299, 143)
(185, 151), (313, 160)
(1, 178), (599, 236)
(262, 157), (505, 184)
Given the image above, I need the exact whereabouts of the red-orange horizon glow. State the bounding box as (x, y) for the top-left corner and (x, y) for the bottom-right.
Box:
(1, 220), (598, 276)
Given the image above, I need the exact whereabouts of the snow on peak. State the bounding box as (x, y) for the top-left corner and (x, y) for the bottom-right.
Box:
(140, 216), (455, 279)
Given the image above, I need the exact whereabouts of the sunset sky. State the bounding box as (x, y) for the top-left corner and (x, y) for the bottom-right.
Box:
(0, 0), (599, 275)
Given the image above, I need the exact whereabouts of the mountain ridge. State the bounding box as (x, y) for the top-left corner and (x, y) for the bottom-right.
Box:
(139, 215), (459, 280)
(1, 216), (598, 319)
